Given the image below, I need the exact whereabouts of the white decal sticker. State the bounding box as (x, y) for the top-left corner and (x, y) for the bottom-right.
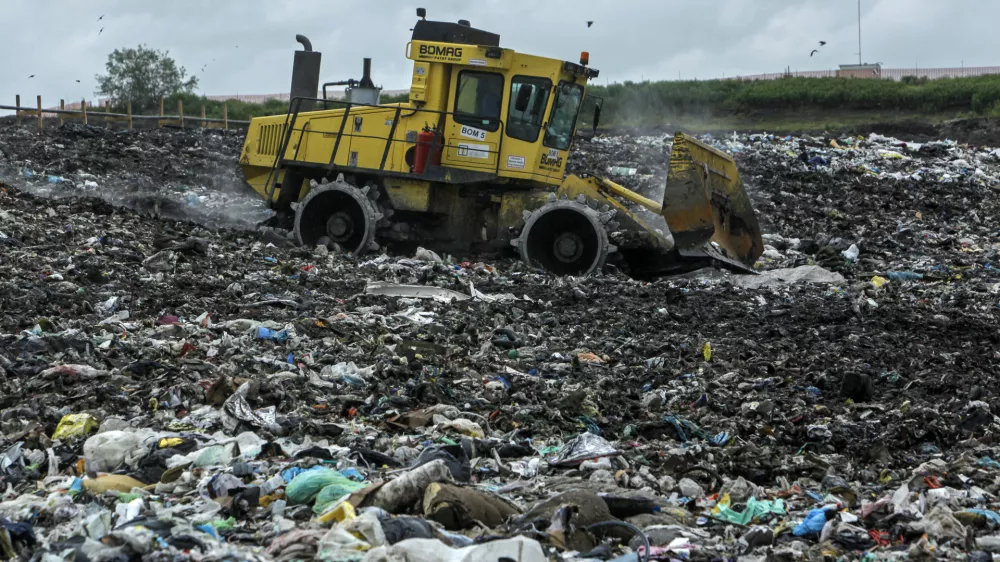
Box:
(415, 67), (427, 75)
(547, 148), (560, 159)
(468, 59), (487, 67)
(457, 143), (490, 159)
(507, 155), (526, 169)
(460, 125), (488, 141)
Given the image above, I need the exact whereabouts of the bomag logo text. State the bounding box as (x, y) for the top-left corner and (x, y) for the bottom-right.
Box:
(540, 154), (563, 168)
(419, 45), (463, 58)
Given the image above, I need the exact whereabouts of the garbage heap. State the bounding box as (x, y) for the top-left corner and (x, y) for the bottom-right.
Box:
(1, 123), (1000, 561)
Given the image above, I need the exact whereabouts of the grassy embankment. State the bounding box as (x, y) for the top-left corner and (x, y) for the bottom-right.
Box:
(147, 75), (1000, 132)
(588, 75), (1000, 132)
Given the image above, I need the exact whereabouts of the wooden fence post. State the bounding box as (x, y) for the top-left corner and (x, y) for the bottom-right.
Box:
(223, 102), (228, 130)
(15, 95), (20, 126)
(178, 100), (184, 129)
(200, 104), (206, 128)
(159, 97), (164, 128)
(59, 100), (65, 126)
(82, 99), (87, 125)
(127, 102), (133, 130)
(36, 95), (43, 132)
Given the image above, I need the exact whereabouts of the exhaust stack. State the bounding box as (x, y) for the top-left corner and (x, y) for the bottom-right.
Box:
(289, 34), (322, 111)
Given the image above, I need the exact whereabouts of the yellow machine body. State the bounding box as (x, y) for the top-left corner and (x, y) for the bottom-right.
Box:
(239, 15), (763, 277)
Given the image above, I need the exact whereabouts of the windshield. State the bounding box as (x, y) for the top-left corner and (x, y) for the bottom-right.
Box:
(544, 82), (584, 150)
(454, 71), (504, 132)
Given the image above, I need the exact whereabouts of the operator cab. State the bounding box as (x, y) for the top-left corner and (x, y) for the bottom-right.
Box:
(406, 7), (601, 181)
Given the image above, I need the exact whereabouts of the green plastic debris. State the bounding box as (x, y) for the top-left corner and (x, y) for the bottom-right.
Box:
(211, 517), (236, 531)
(313, 478), (369, 514)
(116, 492), (143, 503)
(287, 468), (367, 506)
(712, 494), (786, 525)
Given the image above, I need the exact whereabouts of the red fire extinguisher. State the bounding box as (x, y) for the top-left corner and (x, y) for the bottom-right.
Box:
(413, 128), (442, 174)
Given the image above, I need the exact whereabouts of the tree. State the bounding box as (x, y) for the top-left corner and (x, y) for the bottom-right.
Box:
(95, 45), (198, 111)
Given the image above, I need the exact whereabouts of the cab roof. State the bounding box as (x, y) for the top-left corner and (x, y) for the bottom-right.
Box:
(411, 19), (500, 47)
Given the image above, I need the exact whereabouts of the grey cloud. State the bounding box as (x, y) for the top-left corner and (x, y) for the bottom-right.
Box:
(2, 0), (997, 111)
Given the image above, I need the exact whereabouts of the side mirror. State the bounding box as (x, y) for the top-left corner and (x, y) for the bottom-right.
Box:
(514, 85), (532, 112)
(593, 103), (601, 133)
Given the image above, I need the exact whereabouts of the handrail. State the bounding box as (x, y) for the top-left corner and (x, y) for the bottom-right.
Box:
(262, 96), (509, 201)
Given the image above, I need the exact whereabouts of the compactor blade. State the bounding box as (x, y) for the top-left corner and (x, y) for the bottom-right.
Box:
(663, 132), (763, 268)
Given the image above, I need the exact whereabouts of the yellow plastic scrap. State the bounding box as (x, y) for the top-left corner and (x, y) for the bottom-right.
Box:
(711, 493), (732, 515)
(51, 414), (99, 441)
(159, 438), (184, 449)
(870, 276), (889, 288)
(702, 342), (712, 362)
(317, 500), (357, 524)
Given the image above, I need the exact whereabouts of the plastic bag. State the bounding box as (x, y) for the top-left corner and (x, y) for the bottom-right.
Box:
(84, 430), (154, 473)
(362, 536), (546, 562)
(316, 526), (371, 561)
(552, 433), (617, 466)
(257, 326), (289, 341)
(321, 362), (374, 389)
(313, 476), (369, 514)
(436, 418), (484, 439)
(287, 468), (366, 506)
(224, 382), (279, 431)
(842, 244), (860, 262)
(52, 414), (99, 441)
(712, 494), (786, 525)
(793, 507), (831, 536)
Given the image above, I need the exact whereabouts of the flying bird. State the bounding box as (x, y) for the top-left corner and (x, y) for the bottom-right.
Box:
(97, 14), (104, 20)
(28, 74), (34, 79)
(75, 79), (81, 83)
(819, 40), (826, 46)
(99, 27), (104, 35)
(810, 49), (819, 57)
(587, 21), (593, 28)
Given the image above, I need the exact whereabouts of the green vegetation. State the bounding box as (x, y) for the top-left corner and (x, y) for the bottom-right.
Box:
(587, 75), (1000, 126)
(117, 91), (413, 122)
(99, 74), (1000, 130)
(96, 46), (198, 112)
(157, 94), (289, 121)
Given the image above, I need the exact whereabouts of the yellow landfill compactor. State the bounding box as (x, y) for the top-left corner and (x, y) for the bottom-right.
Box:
(240, 8), (763, 277)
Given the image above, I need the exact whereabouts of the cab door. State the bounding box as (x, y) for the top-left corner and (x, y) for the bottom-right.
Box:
(441, 69), (504, 173)
(499, 76), (552, 181)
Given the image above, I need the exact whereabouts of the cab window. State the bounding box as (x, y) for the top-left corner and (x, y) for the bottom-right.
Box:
(506, 77), (552, 143)
(543, 82), (584, 150)
(454, 71), (504, 132)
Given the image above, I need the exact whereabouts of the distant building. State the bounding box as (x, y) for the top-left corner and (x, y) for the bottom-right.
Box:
(837, 63), (882, 79)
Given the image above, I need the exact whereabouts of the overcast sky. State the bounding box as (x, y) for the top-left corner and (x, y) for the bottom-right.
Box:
(1, 0), (996, 110)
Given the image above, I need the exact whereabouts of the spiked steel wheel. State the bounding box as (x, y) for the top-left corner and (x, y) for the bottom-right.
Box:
(294, 181), (381, 254)
(514, 198), (614, 276)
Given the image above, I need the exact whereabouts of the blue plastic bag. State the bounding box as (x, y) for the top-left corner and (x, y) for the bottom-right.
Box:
(257, 327), (289, 342)
(793, 507), (830, 536)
